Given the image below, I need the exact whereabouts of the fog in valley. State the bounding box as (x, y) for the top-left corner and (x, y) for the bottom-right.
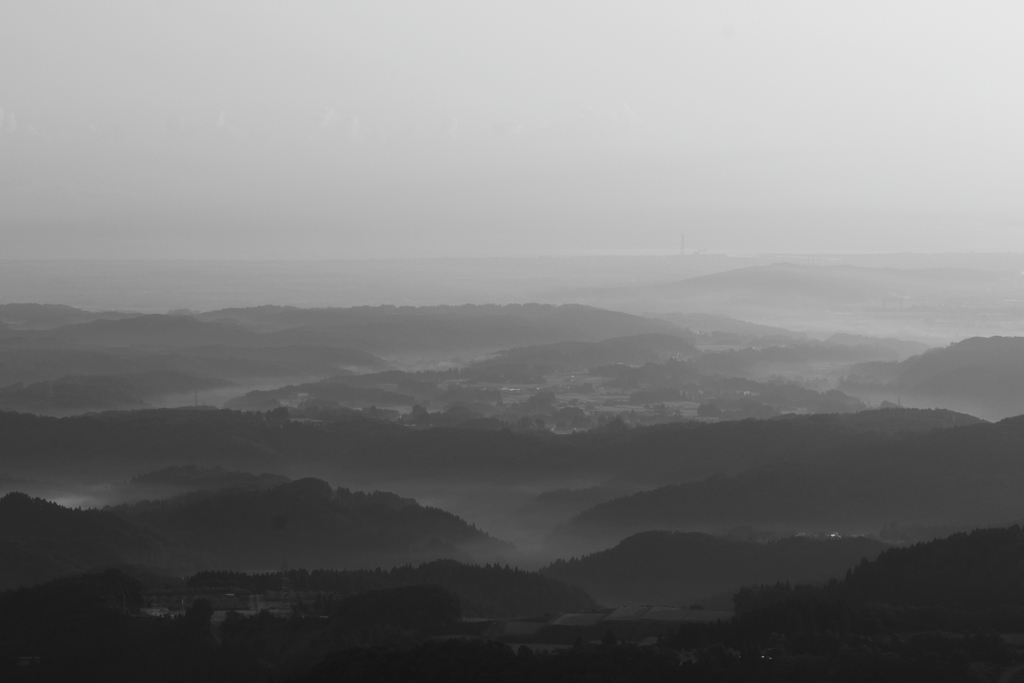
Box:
(4, 3), (1024, 680)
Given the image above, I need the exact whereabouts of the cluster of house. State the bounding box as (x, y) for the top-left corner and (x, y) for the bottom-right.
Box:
(139, 585), (733, 651)
(443, 605), (733, 651)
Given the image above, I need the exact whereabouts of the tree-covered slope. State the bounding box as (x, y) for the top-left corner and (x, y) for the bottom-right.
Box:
(196, 303), (679, 354)
(0, 407), (981, 487)
(110, 478), (510, 571)
(542, 531), (886, 606)
(0, 493), (192, 590)
(845, 336), (1024, 419)
(838, 525), (1024, 610)
(0, 479), (510, 589)
(558, 416), (1024, 544)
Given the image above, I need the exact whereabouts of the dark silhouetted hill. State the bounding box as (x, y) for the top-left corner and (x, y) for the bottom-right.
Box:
(0, 569), (259, 680)
(839, 525), (1024, 610)
(727, 525), (1024, 633)
(0, 479), (509, 589)
(558, 415), (1023, 547)
(110, 478), (510, 571)
(0, 407), (983, 491)
(0, 493), (191, 590)
(542, 531), (886, 606)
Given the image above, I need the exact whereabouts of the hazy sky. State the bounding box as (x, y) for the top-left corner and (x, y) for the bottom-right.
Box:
(1, 1), (1023, 258)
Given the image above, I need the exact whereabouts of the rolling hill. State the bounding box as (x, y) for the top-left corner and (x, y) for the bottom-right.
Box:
(837, 525), (1024, 610)
(197, 303), (680, 355)
(542, 531), (887, 606)
(0, 492), (192, 590)
(556, 415), (1024, 549)
(0, 303), (677, 394)
(36, 314), (261, 349)
(844, 336), (1024, 419)
(656, 312), (802, 338)
(0, 407), (981, 489)
(0, 478), (510, 589)
(108, 478), (510, 571)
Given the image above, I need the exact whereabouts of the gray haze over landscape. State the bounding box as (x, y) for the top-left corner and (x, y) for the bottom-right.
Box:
(2, 1), (1024, 259)
(6, 4), (1024, 678)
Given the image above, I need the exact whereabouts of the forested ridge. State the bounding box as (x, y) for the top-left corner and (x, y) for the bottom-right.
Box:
(733, 525), (1024, 621)
(0, 493), (192, 589)
(839, 525), (1024, 609)
(108, 477), (509, 570)
(0, 406), (980, 487)
(559, 415), (1024, 540)
(541, 531), (887, 606)
(0, 480), (507, 590)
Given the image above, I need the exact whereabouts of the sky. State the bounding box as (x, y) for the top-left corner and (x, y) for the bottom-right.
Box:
(1, 1), (1023, 259)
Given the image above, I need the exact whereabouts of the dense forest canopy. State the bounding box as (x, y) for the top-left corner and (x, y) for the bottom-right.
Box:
(0, 406), (981, 488)
(0, 480), (507, 590)
(542, 531), (887, 606)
